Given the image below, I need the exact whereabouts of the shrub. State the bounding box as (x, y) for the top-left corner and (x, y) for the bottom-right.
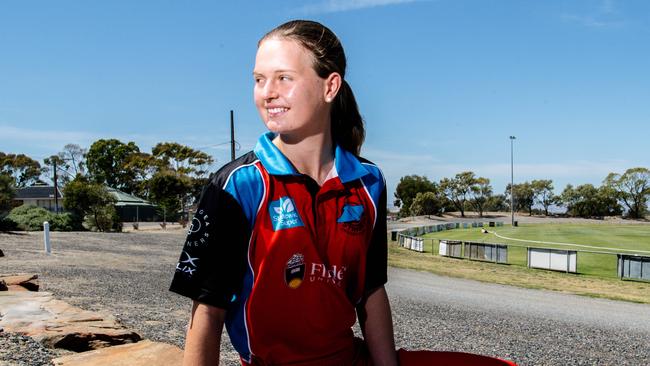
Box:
(83, 204), (122, 232)
(6, 205), (74, 231)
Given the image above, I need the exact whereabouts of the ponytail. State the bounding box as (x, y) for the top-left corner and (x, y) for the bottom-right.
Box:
(331, 80), (365, 156)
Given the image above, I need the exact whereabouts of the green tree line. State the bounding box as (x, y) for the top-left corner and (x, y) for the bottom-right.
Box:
(394, 167), (650, 219)
(1, 140), (214, 231)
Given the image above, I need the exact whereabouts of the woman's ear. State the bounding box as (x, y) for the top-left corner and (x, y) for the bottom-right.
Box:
(324, 72), (342, 103)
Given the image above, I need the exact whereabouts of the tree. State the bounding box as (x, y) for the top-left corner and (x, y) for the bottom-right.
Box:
(440, 171), (476, 217)
(63, 176), (118, 231)
(531, 179), (556, 216)
(0, 174), (16, 216)
(409, 191), (444, 217)
(0, 152), (42, 187)
(470, 177), (492, 217)
(394, 175), (437, 217)
(148, 170), (192, 223)
(152, 142), (214, 177)
(43, 144), (87, 185)
(559, 183), (621, 218)
(604, 168), (650, 219)
(485, 194), (508, 212)
(124, 152), (159, 198)
(596, 185), (623, 217)
(506, 182), (535, 215)
(86, 139), (142, 193)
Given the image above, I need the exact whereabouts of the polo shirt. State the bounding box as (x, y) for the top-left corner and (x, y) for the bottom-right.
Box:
(170, 132), (387, 365)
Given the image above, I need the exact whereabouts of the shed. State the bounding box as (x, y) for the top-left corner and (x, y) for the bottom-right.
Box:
(106, 187), (157, 222)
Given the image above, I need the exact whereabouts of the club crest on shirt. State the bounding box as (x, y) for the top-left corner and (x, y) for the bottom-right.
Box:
(285, 253), (305, 289)
(338, 204), (365, 235)
(269, 196), (304, 231)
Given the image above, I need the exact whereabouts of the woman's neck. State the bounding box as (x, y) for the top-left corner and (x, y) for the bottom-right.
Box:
(273, 131), (334, 186)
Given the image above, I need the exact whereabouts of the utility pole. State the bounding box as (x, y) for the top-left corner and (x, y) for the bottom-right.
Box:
(53, 160), (59, 214)
(509, 136), (516, 227)
(230, 110), (235, 161)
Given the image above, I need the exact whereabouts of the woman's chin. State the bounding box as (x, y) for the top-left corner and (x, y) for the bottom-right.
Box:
(264, 120), (287, 134)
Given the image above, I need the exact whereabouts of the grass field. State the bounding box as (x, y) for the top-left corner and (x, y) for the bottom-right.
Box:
(388, 222), (650, 303)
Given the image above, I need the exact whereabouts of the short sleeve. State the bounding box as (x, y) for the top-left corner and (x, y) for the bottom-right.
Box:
(364, 184), (388, 293)
(169, 181), (251, 309)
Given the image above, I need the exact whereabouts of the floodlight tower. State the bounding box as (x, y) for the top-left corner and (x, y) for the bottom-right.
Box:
(509, 136), (516, 227)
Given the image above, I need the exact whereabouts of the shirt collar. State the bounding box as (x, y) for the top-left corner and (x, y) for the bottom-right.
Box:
(254, 132), (370, 183)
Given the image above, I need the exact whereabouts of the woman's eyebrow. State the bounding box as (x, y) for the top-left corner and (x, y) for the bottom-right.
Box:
(253, 69), (297, 76)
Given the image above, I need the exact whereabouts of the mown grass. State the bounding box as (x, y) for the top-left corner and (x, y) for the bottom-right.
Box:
(388, 223), (650, 304)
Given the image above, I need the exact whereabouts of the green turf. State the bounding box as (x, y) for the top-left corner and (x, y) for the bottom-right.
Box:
(416, 223), (650, 279)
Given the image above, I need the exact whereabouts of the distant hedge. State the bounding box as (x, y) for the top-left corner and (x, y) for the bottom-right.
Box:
(5, 205), (75, 231)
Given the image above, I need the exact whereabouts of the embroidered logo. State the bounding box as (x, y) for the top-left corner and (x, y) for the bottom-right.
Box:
(285, 253), (305, 289)
(269, 196), (304, 231)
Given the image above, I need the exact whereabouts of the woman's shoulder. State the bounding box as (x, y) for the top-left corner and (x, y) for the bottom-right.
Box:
(357, 156), (384, 182)
(207, 151), (262, 189)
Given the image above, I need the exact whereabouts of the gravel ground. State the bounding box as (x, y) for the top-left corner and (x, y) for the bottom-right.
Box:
(1, 229), (649, 365)
(0, 332), (59, 366)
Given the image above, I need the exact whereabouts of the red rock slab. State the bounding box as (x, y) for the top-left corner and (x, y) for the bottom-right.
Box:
(0, 291), (141, 351)
(52, 340), (183, 366)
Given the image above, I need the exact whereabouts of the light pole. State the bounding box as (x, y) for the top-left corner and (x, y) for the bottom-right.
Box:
(509, 136), (516, 226)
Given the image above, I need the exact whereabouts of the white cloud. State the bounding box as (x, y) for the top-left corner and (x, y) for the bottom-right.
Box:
(561, 0), (624, 28)
(0, 124), (98, 155)
(600, 0), (616, 14)
(298, 0), (425, 14)
(560, 14), (623, 28)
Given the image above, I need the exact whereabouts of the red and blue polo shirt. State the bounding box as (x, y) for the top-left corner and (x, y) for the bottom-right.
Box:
(170, 132), (387, 365)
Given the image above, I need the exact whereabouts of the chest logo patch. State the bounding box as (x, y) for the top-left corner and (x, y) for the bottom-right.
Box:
(285, 253), (305, 289)
(338, 204), (366, 235)
(337, 205), (364, 223)
(269, 196), (304, 231)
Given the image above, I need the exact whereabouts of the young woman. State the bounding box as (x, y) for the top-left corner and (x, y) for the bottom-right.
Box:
(170, 20), (397, 365)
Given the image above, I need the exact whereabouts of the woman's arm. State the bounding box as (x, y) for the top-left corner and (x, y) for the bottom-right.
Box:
(183, 300), (226, 366)
(358, 286), (398, 366)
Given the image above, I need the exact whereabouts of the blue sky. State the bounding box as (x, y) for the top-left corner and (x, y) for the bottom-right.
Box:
(1, 0), (649, 204)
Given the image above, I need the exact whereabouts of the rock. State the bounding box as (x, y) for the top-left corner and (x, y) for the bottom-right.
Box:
(52, 340), (183, 366)
(7, 285), (29, 292)
(0, 248), (4, 257)
(0, 274), (39, 291)
(0, 280), (6, 291)
(0, 291), (141, 352)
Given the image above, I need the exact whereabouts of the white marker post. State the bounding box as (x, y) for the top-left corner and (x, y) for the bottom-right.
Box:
(43, 221), (51, 255)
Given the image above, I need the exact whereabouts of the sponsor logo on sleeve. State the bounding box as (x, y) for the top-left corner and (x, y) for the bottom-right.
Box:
(269, 196), (304, 231)
(185, 209), (211, 247)
(176, 251), (199, 276)
(284, 253), (305, 289)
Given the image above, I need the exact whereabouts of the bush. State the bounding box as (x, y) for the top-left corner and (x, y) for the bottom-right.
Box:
(83, 204), (122, 232)
(6, 205), (74, 231)
(0, 216), (19, 231)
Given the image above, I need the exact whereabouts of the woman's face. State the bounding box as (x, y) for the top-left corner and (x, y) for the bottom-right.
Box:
(253, 38), (331, 138)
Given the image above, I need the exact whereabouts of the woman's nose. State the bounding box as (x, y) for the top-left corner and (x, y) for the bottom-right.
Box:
(262, 80), (279, 100)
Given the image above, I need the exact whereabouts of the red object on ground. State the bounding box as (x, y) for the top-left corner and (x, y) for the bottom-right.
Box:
(398, 349), (517, 366)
